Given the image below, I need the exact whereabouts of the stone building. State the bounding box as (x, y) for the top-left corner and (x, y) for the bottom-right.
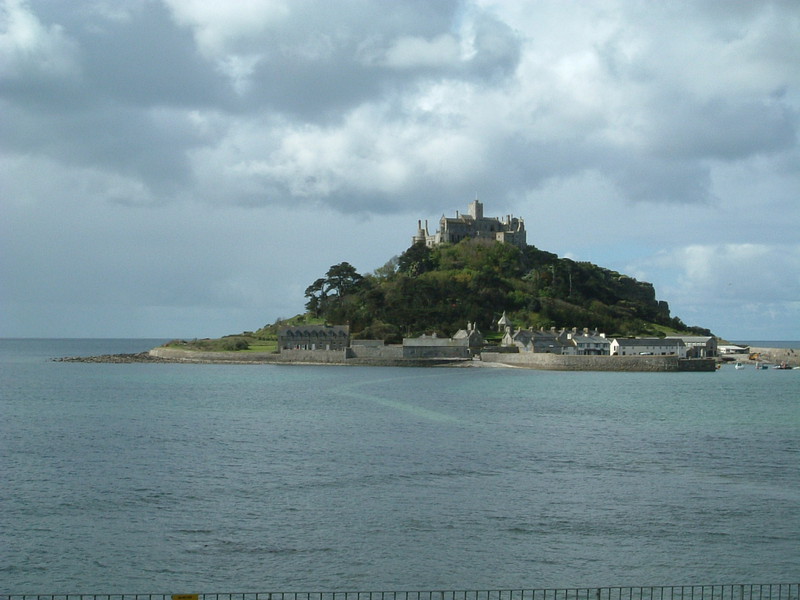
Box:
(402, 333), (471, 359)
(564, 329), (611, 356)
(402, 323), (484, 359)
(501, 322), (611, 356)
(413, 200), (526, 248)
(452, 322), (485, 352)
(665, 336), (717, 357)
(278, 325), (350, 352)
(504, 327), (567, 353)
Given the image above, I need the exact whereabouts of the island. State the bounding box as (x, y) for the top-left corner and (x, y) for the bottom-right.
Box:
(58, 201), (798, 371)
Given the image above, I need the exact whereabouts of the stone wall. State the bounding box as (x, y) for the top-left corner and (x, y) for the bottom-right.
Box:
(480, 352), (715, 372)
(347, 345), (404, 359)
(149, 347), (347, 364)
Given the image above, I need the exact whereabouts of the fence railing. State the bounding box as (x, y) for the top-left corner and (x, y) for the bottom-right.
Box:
(2, 585), (799, 600)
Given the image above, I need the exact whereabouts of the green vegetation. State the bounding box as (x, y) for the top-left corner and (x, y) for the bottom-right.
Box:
(302, 239), (712, 343)
(164, 238), (712, 351)
(163, 314), (324, 352)
(165, 336), (255, 352)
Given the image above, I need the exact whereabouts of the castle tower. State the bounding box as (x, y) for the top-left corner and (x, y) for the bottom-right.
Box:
(468, 199), (483, 220)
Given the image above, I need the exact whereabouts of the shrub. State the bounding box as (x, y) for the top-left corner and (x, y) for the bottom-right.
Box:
(220, 337), (249, 351)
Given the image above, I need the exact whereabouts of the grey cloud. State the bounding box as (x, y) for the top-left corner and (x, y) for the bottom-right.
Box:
(23, 1), (230, 108)
(3, 0), (796, 215)
(2, 1), (231, 196)
(2, 100), (208, 195)
(79, 3), (230, 108)
(609, 156), (713, 205)
(238, 3), (522, 121)
(466, 11), (522, 81)
(649, 98), (796, 161)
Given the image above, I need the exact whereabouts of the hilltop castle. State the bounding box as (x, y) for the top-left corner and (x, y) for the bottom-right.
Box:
(413, 200), (526, 249)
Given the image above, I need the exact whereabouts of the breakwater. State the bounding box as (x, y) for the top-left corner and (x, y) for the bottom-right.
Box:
(146, 346), (471, 367)
(479, 352), (716, 371)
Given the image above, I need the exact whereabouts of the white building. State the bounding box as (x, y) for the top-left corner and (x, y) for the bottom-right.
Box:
(610, 338), (687, 357)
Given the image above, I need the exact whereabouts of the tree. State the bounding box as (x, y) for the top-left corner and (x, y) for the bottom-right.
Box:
(304, 262), (365, 320)
(325, 262), (363, 299)
(372, 257), (399, 280)
(304, 277), (328, 317)
(397, 242), (435, 276)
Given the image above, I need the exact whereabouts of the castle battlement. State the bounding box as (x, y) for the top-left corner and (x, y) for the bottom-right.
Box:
(413, 200), (526, 248)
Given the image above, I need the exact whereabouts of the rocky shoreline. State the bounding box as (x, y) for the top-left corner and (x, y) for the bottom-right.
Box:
(54, 352), (177, 363)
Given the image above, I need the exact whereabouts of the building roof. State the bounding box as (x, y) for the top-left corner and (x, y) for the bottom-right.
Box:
(279, 325), (349, 338)
(612, 337), (684, 346)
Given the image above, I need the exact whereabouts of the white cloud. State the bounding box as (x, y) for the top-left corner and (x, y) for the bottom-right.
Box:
(670, 243), (800, 303)
(0, 0), (80, 79)
(162, 0), (289, 56)
(625, 243), (800, 336)
(383, 34), (462, 69)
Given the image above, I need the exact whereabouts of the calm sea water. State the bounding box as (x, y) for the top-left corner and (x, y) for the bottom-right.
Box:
(1, 339), (798, 593)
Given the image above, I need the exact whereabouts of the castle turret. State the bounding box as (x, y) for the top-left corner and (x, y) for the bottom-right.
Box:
(412, 219), (431, 246)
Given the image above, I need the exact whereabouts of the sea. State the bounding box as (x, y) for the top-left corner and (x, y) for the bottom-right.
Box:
(1, 339), (798, 594)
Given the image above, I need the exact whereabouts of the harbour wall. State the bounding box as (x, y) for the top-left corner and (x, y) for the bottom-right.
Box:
(148, 346), (466, 367)
(150, 347), (715, 370)
(479, 352), (716, 372)
(149, 347), (346, 364)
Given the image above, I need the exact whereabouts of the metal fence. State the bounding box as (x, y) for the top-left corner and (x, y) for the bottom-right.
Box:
(2, 585), (799, 600)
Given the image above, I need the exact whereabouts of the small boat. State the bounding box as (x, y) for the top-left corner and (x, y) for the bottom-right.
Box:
(773, 362), (793, 370)
(735, 361), (745, 369)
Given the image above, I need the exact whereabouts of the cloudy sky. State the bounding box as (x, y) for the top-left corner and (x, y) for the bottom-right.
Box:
(2, 0), (798, 341)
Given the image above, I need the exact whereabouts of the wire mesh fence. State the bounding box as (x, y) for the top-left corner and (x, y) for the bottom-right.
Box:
(3, 584), (799, 600)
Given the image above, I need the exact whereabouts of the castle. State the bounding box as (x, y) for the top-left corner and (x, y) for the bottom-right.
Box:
(413, 200), (526, 249)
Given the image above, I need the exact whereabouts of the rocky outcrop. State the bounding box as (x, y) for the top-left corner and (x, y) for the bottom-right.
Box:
(54, 352), (174, 363)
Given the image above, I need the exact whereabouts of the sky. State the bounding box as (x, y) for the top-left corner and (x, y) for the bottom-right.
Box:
(1, 0), (799, 341)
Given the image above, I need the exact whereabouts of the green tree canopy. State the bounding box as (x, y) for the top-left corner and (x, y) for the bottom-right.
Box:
(302, 239), (711, 340)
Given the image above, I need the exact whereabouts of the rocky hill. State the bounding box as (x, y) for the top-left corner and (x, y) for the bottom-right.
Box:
(285, 239), (711, 344)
